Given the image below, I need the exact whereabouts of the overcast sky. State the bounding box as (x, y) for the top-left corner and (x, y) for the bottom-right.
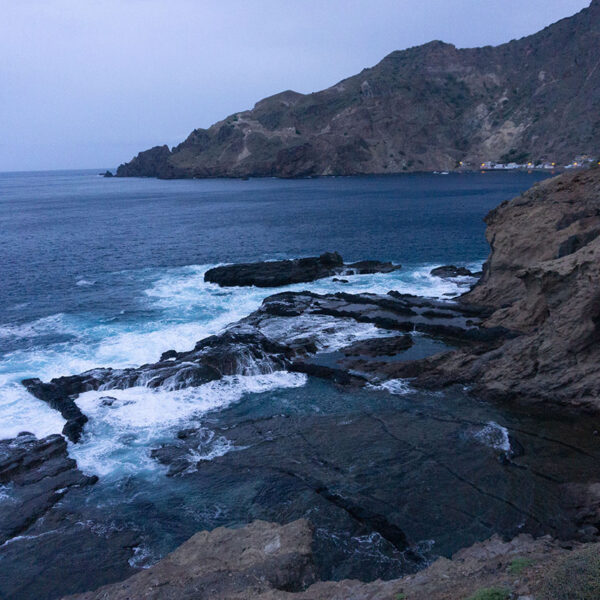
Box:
(0, 0), (590, 171)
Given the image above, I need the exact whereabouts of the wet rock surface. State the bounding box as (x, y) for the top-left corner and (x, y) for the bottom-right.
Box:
(149, 382), (600, 584)
(0, 434), (140, 599)
(20, 330), (300, 443)
(0, 434), (142, 599)
(0, 433), (97, 545)
(20, 288), (497, 439)
(204, 252), (400, 288)
(338, 334), (414, 357)
(430, 264), (480, 279)
(0, 512), (140, 600)
(22, 378), (89, 443)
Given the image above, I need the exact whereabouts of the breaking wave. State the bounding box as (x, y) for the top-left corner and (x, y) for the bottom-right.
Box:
(0, 261), (476, 467)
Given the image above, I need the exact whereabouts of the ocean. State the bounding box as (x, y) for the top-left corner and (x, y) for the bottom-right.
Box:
(0, 169), (546, 441)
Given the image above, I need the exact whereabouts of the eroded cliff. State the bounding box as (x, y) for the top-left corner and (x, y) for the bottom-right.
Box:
(401, 168), (600, 410)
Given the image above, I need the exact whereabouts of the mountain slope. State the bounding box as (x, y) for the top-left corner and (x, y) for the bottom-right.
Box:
(117, 1), (600, 179)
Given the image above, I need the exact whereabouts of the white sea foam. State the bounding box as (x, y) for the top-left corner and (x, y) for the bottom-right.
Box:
(0, 313), (80, 341)
(0, 383), (65, 440)
(0, 484), (15, 505)
(0, 260), (479, 467)
(181, 433), (236, 476)
(259, 313), (393, 352)
(0, 530), (60, 549)
(473, 421), (511, 454)
(371, 379), (413, 395)
(128, 545), (155, 569)
(70, 371), (307, 478)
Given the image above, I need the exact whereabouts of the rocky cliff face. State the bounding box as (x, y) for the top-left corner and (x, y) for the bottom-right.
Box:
(117, 1), (600, 179)
(403, 167), (600, 410)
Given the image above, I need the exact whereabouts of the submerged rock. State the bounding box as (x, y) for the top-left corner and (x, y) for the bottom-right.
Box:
(204, 252), (401, 288)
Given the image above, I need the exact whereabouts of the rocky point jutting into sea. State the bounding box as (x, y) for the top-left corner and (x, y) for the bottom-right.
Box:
(115, 1), (600, 179)
(1, 167), (600, 599)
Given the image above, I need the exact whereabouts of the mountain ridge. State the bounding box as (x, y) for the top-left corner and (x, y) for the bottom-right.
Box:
(117, 1), (600, 179)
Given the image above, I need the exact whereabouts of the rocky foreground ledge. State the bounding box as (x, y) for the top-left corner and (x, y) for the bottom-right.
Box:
(63, 519), (600, 600)
(0, 433), (97, 545)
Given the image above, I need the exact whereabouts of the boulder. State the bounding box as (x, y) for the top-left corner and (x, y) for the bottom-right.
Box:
(430, 265), (478, 278)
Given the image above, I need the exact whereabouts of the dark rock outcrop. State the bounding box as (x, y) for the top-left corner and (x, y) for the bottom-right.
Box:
(22, 288), (495, 438)
(116, 145), (182, 179)
(204, 252), (400, 288)
(22, 378), (89, 443)
(0, 433), (97, 544)
(117, 2), (600, 179)
(288, 362), (367, 387)
(430, 265), (478, 279)
(21, 330), (296, 439)
(339, 335), (413, 357)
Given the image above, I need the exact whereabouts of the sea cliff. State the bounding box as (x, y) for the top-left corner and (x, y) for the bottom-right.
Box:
(394, 167), (600, 410)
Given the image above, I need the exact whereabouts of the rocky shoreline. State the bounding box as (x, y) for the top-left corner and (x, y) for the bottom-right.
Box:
(4, 168), (600, 598)
(388, 168), (600, 411)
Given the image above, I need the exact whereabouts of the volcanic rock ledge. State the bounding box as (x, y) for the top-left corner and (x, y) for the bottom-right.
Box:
(21, 287), (495, 445)
(0, 433), (97, 544)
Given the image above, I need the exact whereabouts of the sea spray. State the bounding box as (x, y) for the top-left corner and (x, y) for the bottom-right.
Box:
(0, 263), (470, 441)
(70, 371), (307, 478)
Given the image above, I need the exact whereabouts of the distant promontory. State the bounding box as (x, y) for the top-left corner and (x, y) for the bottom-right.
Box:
(117, 1), (600, 179)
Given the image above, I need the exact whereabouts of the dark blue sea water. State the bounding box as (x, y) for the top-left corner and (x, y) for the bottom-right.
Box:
(5, 169), (581, 599)
(1, 169), (550, 327)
